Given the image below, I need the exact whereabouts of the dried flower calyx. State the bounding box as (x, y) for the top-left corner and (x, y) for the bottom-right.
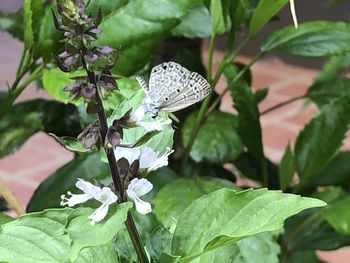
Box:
(77, 123), (100, 149)
(54, 0), (119, 101)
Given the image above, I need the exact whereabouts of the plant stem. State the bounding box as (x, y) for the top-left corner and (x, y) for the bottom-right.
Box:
(260, 94), (307, 115)
(0, 178), (25, 216)
(15, 48), (27, 81)
(180, 33), (216, 172)
(181, 37), (254, 171)
(81, 53), (149, 263)
(206, 52), (263, 117)
(0, 65), (44, 118)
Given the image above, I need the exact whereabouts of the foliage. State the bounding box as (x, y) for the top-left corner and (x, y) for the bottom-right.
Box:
(1, 0), (350, 262)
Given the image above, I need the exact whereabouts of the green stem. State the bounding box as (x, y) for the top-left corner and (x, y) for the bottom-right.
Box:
(260, 94), (307, 115)
(180, 37), (254, 171)
(15, 48), (27, 81)
(180, 34), (216, 172)
(206, 52), (263, 117)
(0, 65), (43, 118)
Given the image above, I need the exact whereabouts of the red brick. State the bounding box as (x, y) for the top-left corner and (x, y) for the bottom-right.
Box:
(262, 123), (299, 151)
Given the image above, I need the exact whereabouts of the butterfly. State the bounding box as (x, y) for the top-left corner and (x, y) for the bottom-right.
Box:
(136, 61), (211, 117)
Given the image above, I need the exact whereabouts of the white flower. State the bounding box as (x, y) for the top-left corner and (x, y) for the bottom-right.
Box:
(139, 147), (173, 172)
(60, 178), (118, 225)
(127, 178), (153, 215)
(130, 102), (172, 132)
(114, 146), (173, 173)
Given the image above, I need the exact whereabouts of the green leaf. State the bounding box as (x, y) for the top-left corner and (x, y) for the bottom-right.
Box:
(0, 208), (119, 262)
(0, 208), (72, 262)
(146, 227), (173, 261)
(196, 232), (280, 263)
(0, 214), (13, 225)
(315, 53), (350, 82)
(279, 144), (295, 190)
(154, 177), (237, 227)
(233, 152), (280, 189)
(287, 251), (324, 263)
(254, 87), (269, 104)
(0, 10), (24, 40)
(0, 99), (82, 158)
(171, 188), (326, 261)
(76, 242), (119, 263)
(171, 5), (212, 38)
(324, 195), (350, 235)
(42, 68), (84, 105)
(294, 97), (350, 183)
(309, 151), (350, 187)
(27, 153), (110, 212)
(307, 77), (350, 107)
(182, 111), (244, 163)
(262, 21), (350, 57)
(0, 101), (42, 158)
(284, 209), (350, 251)
(249, 0), (288, 36)
(96, 0), (205, 76)
(66, 202), (132, 260)
(210, 0), (226, 35)
(23, 0), (34, 49)
(49, 134), (95, 153)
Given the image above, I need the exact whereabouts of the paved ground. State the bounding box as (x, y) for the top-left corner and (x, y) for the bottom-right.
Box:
(1, 27), (350, 263)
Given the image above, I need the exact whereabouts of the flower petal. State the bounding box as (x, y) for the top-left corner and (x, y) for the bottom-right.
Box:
(130, 104), (146, 123)
(139, 147), (158, 169)
(76, 178), (101, 196)
(88, 201), (110, 225)
(60, 193), (92, 207)
(114, 146), (140, 165)
(128, 191), (152, 215)
(93, 187), (118, 204)
(127, 178), (153, 198)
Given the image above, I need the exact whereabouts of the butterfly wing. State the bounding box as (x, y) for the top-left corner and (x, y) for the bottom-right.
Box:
(148, 62), (210, 112)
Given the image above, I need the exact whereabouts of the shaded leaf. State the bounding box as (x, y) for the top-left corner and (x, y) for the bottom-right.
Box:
(315, 52), (350, 82)
(279, 144), (295, 190)
(262, 21), (350, 57)
(27, 153), (110, 212)
(182, 111), (244, 163)
(307, 77), (350, 107)
(23, 0), (34, 49)
(324, 195), (350, 235)
(171, 5), (211, 38)
(294, 97), (350, 183)
(309, 151), (350, 187)
(146, 227), (173, 261)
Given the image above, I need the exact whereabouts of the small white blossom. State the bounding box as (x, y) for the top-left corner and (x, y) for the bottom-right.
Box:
(130, 102), (172, 132)
(114, 146), (173, 173)
(139, 147), (174, 172)
(60, 178), (118, 225)
(127, 178), (153, 215)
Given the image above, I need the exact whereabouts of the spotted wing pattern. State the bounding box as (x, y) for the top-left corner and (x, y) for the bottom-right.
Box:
(148, 62), (211, 112)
